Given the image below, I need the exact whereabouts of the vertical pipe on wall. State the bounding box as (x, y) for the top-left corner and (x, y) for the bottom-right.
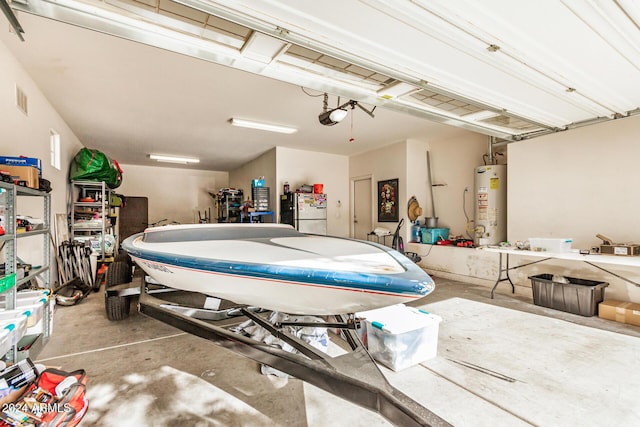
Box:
(487, 136), (495, 165)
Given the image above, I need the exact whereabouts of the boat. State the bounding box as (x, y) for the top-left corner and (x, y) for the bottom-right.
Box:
(121, 223), (435, 315)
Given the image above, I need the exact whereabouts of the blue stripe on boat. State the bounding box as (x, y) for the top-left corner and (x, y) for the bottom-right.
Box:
(123, 241), (432, 297)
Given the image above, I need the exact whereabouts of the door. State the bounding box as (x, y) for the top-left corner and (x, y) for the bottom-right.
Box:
(353, 177), (372, 240)
(118, 196), (148, 242)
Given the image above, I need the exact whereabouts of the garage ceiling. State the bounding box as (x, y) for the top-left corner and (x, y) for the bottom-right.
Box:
(2, 0), (640, 170)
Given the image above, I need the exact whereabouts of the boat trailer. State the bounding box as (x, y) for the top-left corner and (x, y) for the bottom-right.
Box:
(110, 280), (451, 426)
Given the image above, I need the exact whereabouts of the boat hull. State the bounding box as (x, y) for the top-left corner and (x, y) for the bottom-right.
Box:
(122, 223), (434, 314)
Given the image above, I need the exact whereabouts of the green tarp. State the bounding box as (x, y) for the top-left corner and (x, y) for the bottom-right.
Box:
(69, 148), (123, 189)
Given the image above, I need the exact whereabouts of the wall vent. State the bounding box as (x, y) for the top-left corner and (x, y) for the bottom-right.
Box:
(15, 85), (27, 115)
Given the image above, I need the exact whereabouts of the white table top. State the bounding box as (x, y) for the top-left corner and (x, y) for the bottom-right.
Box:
(480, 246), (640, 268)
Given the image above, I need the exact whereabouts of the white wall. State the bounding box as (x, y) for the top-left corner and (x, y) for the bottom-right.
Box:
(508, 115), (640, 303)
(0, 41), (83, 217)
(350, 132), (487, 242)
(228, 147), (350, 236)
(407, 134), (489, 237)
(350, 140), (407, 237)
(408, 116), (640, 304)
(275, 147), (349, 237)
(509, 115), (640, 247)
(117, 164), (228, 225)
(0, 40), (84, 282)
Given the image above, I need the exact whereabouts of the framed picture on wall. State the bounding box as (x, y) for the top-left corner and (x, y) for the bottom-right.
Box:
(378, 178), (399, 222)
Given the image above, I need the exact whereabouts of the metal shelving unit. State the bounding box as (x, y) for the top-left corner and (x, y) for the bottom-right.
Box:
(217, 190), (243, 223)
(0, 181), (51, 362)
(251, 186), (270, 212)
(70, 180), (115, 262)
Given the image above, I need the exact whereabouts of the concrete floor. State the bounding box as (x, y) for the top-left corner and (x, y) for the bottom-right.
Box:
(34, 274), (640, 426)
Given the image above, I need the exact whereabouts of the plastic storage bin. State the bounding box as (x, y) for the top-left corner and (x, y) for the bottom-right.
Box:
(0, 295), (48, 307)
(0, 307), (41, 331)
(0, 289), (50, 302)
(17, 289), (50, 299)
(0, 312), (28, 345)
(421, 228), (450, 244)
(529, 274), (608, 316)
(360, 304), (441, 371)
(0, 326), (12, 357)
(0, 298), (47, 327)
(18, 302), (46, 328)
(0, 290), (50, 311)
(528, 238), (573, 253)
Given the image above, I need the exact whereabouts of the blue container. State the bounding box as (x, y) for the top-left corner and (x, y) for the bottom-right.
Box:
(421, 228), (449, 244)
(410, 223), (422, 243)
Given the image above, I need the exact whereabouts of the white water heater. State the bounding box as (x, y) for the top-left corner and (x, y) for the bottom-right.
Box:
(474, 165), (507, 246)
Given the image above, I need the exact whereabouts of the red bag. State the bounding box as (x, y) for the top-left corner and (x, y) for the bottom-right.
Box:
(2, 368), (89, 427)
(38, 369), (88, 427)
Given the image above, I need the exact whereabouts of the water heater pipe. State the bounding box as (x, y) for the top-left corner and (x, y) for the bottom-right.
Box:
(487, 136), (495, 165)
(426, 151), (436, 218)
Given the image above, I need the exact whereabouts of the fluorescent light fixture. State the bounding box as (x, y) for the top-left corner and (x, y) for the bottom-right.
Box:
(149, 154), (200, 164)
(230, 118), (297, 134)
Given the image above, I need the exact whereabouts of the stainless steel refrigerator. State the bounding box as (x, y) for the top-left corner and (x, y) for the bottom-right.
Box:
(294, 193), (327, 235)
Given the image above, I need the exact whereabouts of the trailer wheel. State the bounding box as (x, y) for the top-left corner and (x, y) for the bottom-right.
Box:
(105, 260), (132, 288)
(114, 251), (133, 268)
(104, 261), (133, 320)
(105, 293), (131, 321)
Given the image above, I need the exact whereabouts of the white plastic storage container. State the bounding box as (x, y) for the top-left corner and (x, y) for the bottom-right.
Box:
(17, 302), (45, 329)
(0, 313), (28, 345)
(0, 326), (12, 357)
(0, 289), (50, 303)
(17, 289), (50, 300)
(0, 308), (38, 332)
(26, 298), (55, 335)
(0, 298), (47, 328)
(0, 296), (48, 309)
(528, 237), (573, 253)
(360, 304), (441, 371)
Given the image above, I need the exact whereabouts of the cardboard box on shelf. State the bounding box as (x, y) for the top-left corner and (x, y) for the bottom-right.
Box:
(598, 300), (640, 326)
(0, 165), (39, 189)
(599, 244), (640, 256)
(0, 156), (42, 177)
